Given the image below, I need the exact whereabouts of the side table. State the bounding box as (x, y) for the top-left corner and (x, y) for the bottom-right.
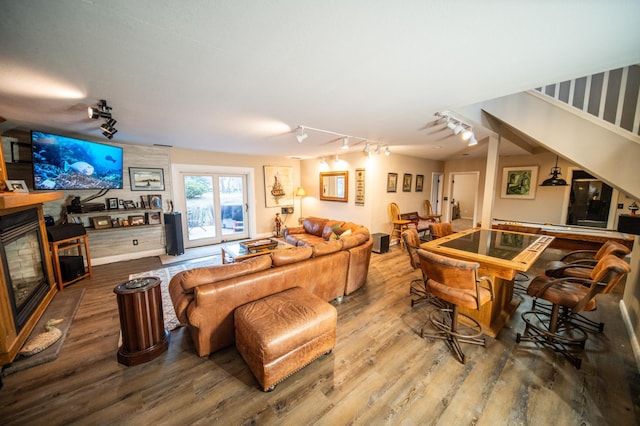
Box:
(114, 277), (169, 366)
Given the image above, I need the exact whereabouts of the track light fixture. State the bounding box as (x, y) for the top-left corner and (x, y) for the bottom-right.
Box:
(296, 126), (308, 143)
(341, 136), (349, 150)
(295, 124), (391, 157)
(88, 99), (112, 119)
(385, 146), (391, 156)
(434, 112), (477, 147)
(88, 99), (118, 139)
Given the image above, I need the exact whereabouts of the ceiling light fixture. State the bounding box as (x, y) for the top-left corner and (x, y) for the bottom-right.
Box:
(88, 99), (112, 119)
(435, 112), (478, 147)
(467, 134), (478, 146)
(385, 146), (391, 156)
(341, 136), (349, 150)
(540, 156), (568, 186)
(296, 126), (308, 143)
(296, 124), (392, 158)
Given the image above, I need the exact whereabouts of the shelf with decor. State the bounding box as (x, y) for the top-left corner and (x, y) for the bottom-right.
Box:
(67, 208), (164, 231)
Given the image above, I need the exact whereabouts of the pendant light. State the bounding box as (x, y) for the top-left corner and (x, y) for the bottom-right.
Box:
(540, 156), (568, 186)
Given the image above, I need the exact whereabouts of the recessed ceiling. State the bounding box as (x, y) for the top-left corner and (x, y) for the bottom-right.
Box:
(0, 1), (639, 160)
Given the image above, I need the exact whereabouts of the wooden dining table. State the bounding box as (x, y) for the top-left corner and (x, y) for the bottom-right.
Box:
(420, 228), (555, 337)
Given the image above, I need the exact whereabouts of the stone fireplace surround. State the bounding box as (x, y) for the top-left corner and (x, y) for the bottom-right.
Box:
(0, 191), (62, 379)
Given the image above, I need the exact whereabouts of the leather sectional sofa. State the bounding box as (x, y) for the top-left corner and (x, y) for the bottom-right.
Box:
(169, 217), (373, 357)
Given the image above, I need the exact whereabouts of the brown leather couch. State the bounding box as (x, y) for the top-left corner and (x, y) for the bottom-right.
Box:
(169, 217), (372, 357)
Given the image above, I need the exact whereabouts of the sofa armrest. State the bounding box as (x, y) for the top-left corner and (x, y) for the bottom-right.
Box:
(284, 226), (305, 238)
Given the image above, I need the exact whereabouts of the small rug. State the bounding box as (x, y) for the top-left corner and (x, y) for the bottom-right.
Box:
(3, 287), (85, 376)
(128, 256), (220, 331)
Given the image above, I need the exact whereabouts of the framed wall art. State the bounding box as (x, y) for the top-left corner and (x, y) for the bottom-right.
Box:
(263, 166), (293, 207)
(355, 168), (365, 206)
(403, 174), (412, 192)
(415, 174), (424, 192)
(386, 173), (398, 192)
(501, 166), (538, 199)
(129, 167), (165, 191)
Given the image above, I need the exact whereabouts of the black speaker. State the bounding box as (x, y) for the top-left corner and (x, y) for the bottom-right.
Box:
(164, 213), (184, 255)
(59, 255), (85, 282)
(372, 233), (389, 254)
(47, 223), (86, 242)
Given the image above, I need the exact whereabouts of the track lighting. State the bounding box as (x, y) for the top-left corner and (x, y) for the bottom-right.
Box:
(341, 136), (349, 150)
(435, 112), (477, 147)
(467, 134), (478, 146)
(88, 99), (119, 139)
(385, 146), (391, 156)
(453, 122), (464, 135)
(296, 127), (308, 143)
(446, 119), (457, 130)
(462, 128), (473, 140)
(88, 99), (112, 119)
(296, 124), (392, 158)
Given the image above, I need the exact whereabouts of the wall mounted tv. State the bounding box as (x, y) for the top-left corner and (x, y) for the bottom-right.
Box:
(32, 131), (124, 190)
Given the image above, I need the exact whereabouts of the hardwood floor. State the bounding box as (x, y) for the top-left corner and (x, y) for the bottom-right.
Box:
(1, 245), (639, 425)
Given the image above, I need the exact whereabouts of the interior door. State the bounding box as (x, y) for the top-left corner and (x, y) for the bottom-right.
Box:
(182, 173), (248, 247)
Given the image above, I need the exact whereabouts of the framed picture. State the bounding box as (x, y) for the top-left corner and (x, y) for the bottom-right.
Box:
(148, 194), (163, 209)
(146, 211), (161, 225)
(5, 179), (29, 193)
(128, 215), (146, 226)
(403, 174), (412, 192)
(123, 200), (136, 209)
(263, 166), (293, 207)
(501, 166), (539, 199)
(106, 197), (119, 210)
(355, 168), (365, 206)
(129, 167), (165, 191)
(415, 175), (424, 192)
(111, 218), (121, 228)
(92, 216), (112, 230)
(386, 173), (398, 192)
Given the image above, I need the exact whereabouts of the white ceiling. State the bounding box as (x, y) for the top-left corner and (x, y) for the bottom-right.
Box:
(1, 1), (639, 161)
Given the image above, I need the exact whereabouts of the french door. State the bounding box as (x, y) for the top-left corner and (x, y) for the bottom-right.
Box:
(181, 172), (249, 247)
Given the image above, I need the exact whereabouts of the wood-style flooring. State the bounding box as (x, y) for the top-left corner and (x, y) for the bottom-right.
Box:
(1, 245), (639, 425)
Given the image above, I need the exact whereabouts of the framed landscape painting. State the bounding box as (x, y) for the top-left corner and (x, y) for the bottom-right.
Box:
(501, 166), (538, 199)
(386, 173), (398, 192)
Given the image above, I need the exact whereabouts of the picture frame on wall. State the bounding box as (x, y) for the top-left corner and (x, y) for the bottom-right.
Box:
(263, 165), (294, 207)
(415, 175), (424, 192)
(501, 166), (539, 199)
(129, 167), (165, 191)
(403, 174), (412, 192)
(386, 173), (398, 192)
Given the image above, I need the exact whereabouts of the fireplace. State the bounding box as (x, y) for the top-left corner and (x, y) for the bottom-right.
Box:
(0, 208), (51, 334)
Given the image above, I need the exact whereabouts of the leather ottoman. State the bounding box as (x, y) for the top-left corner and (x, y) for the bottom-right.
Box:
(234, 287), (337, 391)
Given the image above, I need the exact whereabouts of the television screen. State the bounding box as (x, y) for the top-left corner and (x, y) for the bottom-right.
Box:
(32, 131), (124, 190)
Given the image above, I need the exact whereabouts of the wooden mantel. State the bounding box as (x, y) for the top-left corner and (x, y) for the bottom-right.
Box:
(0, 191), (63, 209)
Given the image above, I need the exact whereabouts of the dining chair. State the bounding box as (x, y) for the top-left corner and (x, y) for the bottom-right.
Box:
(389, 202), (412, 249)
(545, 240), (630, 280)
(402, 229), (442, 308)
(416, 249), (494, 364)
(516, 254), (631, 369)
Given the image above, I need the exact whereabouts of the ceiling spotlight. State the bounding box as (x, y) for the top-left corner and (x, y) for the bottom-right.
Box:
(296, 127), (308, 143)
(102, 128), (118, 139)
(341, 136), (349, 150)
(467, 134), (478, 146)
(335, 154), (340, 163)
(363, 142), (370, 154)
(385, 146), (391, 156)
(446, 119), (457, 130)
(453, 122), (464, 135)
(375, 143), (381, 155)
(88, 99), (112, 119)
(462, 128), (473, 140)
(319, 157), (326, 165)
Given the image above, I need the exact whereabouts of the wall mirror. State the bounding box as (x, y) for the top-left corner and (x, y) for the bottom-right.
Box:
(320, 171), (348, 202)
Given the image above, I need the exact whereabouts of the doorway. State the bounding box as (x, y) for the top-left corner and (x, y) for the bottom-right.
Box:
(172, 164), (253, 249)
(430, 172), (443, 215)
(566, 170), (614, 228)
(448, 172), (479, 230)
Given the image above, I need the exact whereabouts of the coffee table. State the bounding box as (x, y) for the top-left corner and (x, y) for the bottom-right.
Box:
(221, 238), (293, 264)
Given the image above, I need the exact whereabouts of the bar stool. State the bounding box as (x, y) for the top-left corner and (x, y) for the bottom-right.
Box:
(388, 202), (412, 249)
(47, 224), (92, 291)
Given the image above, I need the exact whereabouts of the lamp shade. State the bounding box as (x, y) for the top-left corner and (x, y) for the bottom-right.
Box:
(540, 156), (568, 186)
(295, 187), (306, 197)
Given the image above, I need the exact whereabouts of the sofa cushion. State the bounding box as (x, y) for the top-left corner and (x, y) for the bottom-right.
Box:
(312, 239), (343, 257)
(303, 217), (328, 237)
(322, 220), (345, 240)
(271, 246), (313, 266)
(175, 255), (273, 293)
(340, 231), (368, 249)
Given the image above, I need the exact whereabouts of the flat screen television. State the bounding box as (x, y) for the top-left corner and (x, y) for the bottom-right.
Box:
(32, 131), (124, 190)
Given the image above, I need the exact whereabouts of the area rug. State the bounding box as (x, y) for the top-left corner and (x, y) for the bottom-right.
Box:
(2, 287), (85, 376)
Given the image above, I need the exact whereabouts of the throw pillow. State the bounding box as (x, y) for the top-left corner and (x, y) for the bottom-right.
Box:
(329, 232), (339, 241)
(339, 229), (352, 239)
